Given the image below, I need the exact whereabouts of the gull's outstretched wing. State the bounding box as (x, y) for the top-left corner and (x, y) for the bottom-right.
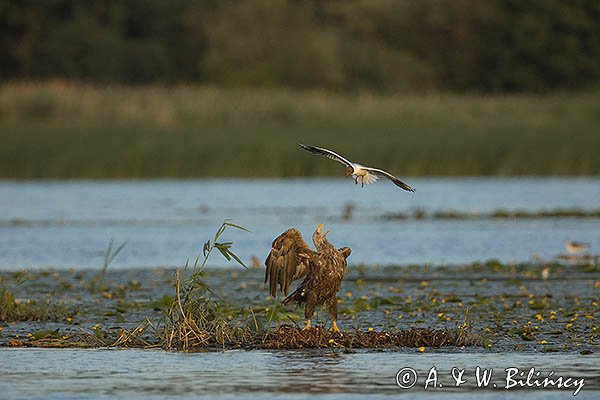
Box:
(265, 228), (315, 296)
(298, 144), (353, 168)
(362, 167), (415, 192)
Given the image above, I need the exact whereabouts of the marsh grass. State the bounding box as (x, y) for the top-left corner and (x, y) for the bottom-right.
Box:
(1, 81), (598, 178)
(0, 287), (16, 321)
(162, 221), (254, 351)
(0, 286), (69, 322)
(88, 239), (127, 293)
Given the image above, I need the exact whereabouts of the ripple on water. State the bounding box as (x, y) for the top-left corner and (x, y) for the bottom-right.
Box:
(0, 348), (599, 399)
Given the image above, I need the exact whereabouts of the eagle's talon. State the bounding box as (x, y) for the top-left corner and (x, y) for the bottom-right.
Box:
(330, 321), (341, 334)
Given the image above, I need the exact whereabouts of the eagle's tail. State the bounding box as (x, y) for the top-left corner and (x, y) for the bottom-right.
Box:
(282, 284), (306, 305)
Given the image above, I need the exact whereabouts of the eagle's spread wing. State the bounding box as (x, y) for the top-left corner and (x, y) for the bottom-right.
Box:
(362, 167), (415, 192)
(298, 144), (354, 168)
(265, 228), (316, 296)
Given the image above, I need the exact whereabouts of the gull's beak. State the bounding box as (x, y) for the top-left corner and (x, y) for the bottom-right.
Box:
(316, 223), (324, 234)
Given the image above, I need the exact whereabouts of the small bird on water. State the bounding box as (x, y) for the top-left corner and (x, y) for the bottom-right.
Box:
(299, 144), (415, 192)
(565, 240), (590, 254)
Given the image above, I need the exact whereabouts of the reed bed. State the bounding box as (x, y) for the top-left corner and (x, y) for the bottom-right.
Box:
(1, 81), (598, 177)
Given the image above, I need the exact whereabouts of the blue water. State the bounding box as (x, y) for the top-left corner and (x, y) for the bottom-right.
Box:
(0, 348), (597, 399)
(1, 178), (599, 269)
(2, 178), (600, 400)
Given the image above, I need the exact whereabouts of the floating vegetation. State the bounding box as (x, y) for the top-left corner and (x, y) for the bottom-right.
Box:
(1, 260), (598, 353)
(0, 286), (70, 322)
(383, 208), (600, 221)
(258, 325), (478, 349)
(6, 325), (479, 351)
(8, 331), (103, 349)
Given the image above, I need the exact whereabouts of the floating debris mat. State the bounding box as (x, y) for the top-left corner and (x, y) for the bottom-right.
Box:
(257, 325), (479, 350)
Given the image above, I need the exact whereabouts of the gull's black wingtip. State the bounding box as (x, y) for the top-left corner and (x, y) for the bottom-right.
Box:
(298, 143), (316, 153)
(395, 179), (416, 193)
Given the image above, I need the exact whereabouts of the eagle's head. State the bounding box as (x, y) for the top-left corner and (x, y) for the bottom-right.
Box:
(344, 166), (354, 177)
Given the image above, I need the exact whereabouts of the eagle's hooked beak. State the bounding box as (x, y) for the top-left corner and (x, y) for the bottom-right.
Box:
(316, 223), (324, 234)
(316, 223), (330, 236)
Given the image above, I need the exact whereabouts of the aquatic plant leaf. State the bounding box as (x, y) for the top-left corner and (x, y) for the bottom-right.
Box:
(224, 222), (251, 232)
(30, 329), (60, 340)
(226, 249), (247, 269)
(216, 246), (231, 261)
(94, 328), (110, 344)
(214, 224), (227, 241)
(203, 240), (211, 257)
(103, 239), (127, 271)
(103, 239), (113, 267)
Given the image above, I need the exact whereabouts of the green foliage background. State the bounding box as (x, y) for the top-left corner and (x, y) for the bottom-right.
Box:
(1, 0), (599, 92)
(1, 1), (598, 178)
(1, 82), (598, 178)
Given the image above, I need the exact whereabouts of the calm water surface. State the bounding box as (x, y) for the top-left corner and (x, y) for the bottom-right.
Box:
(1, 178), (599, 269)
(0, 348), (598, 399)
(2, 179), (599, 399)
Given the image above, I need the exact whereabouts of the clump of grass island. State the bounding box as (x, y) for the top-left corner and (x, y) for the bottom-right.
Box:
(162, 220), (256, 351)
(259, 325), (478, 350)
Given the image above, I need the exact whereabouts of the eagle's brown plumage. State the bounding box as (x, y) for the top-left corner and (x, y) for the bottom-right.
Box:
(265, 224), (351, 332)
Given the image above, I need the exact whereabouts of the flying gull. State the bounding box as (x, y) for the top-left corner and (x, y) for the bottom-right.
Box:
(299, 144), (415, 192)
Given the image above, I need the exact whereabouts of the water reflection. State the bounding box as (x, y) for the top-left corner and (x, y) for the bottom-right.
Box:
(1, 348), (598, 399)
(268, 350), (360, 394)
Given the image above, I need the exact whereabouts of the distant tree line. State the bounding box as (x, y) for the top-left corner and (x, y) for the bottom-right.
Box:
(1, 0), (598, 92)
